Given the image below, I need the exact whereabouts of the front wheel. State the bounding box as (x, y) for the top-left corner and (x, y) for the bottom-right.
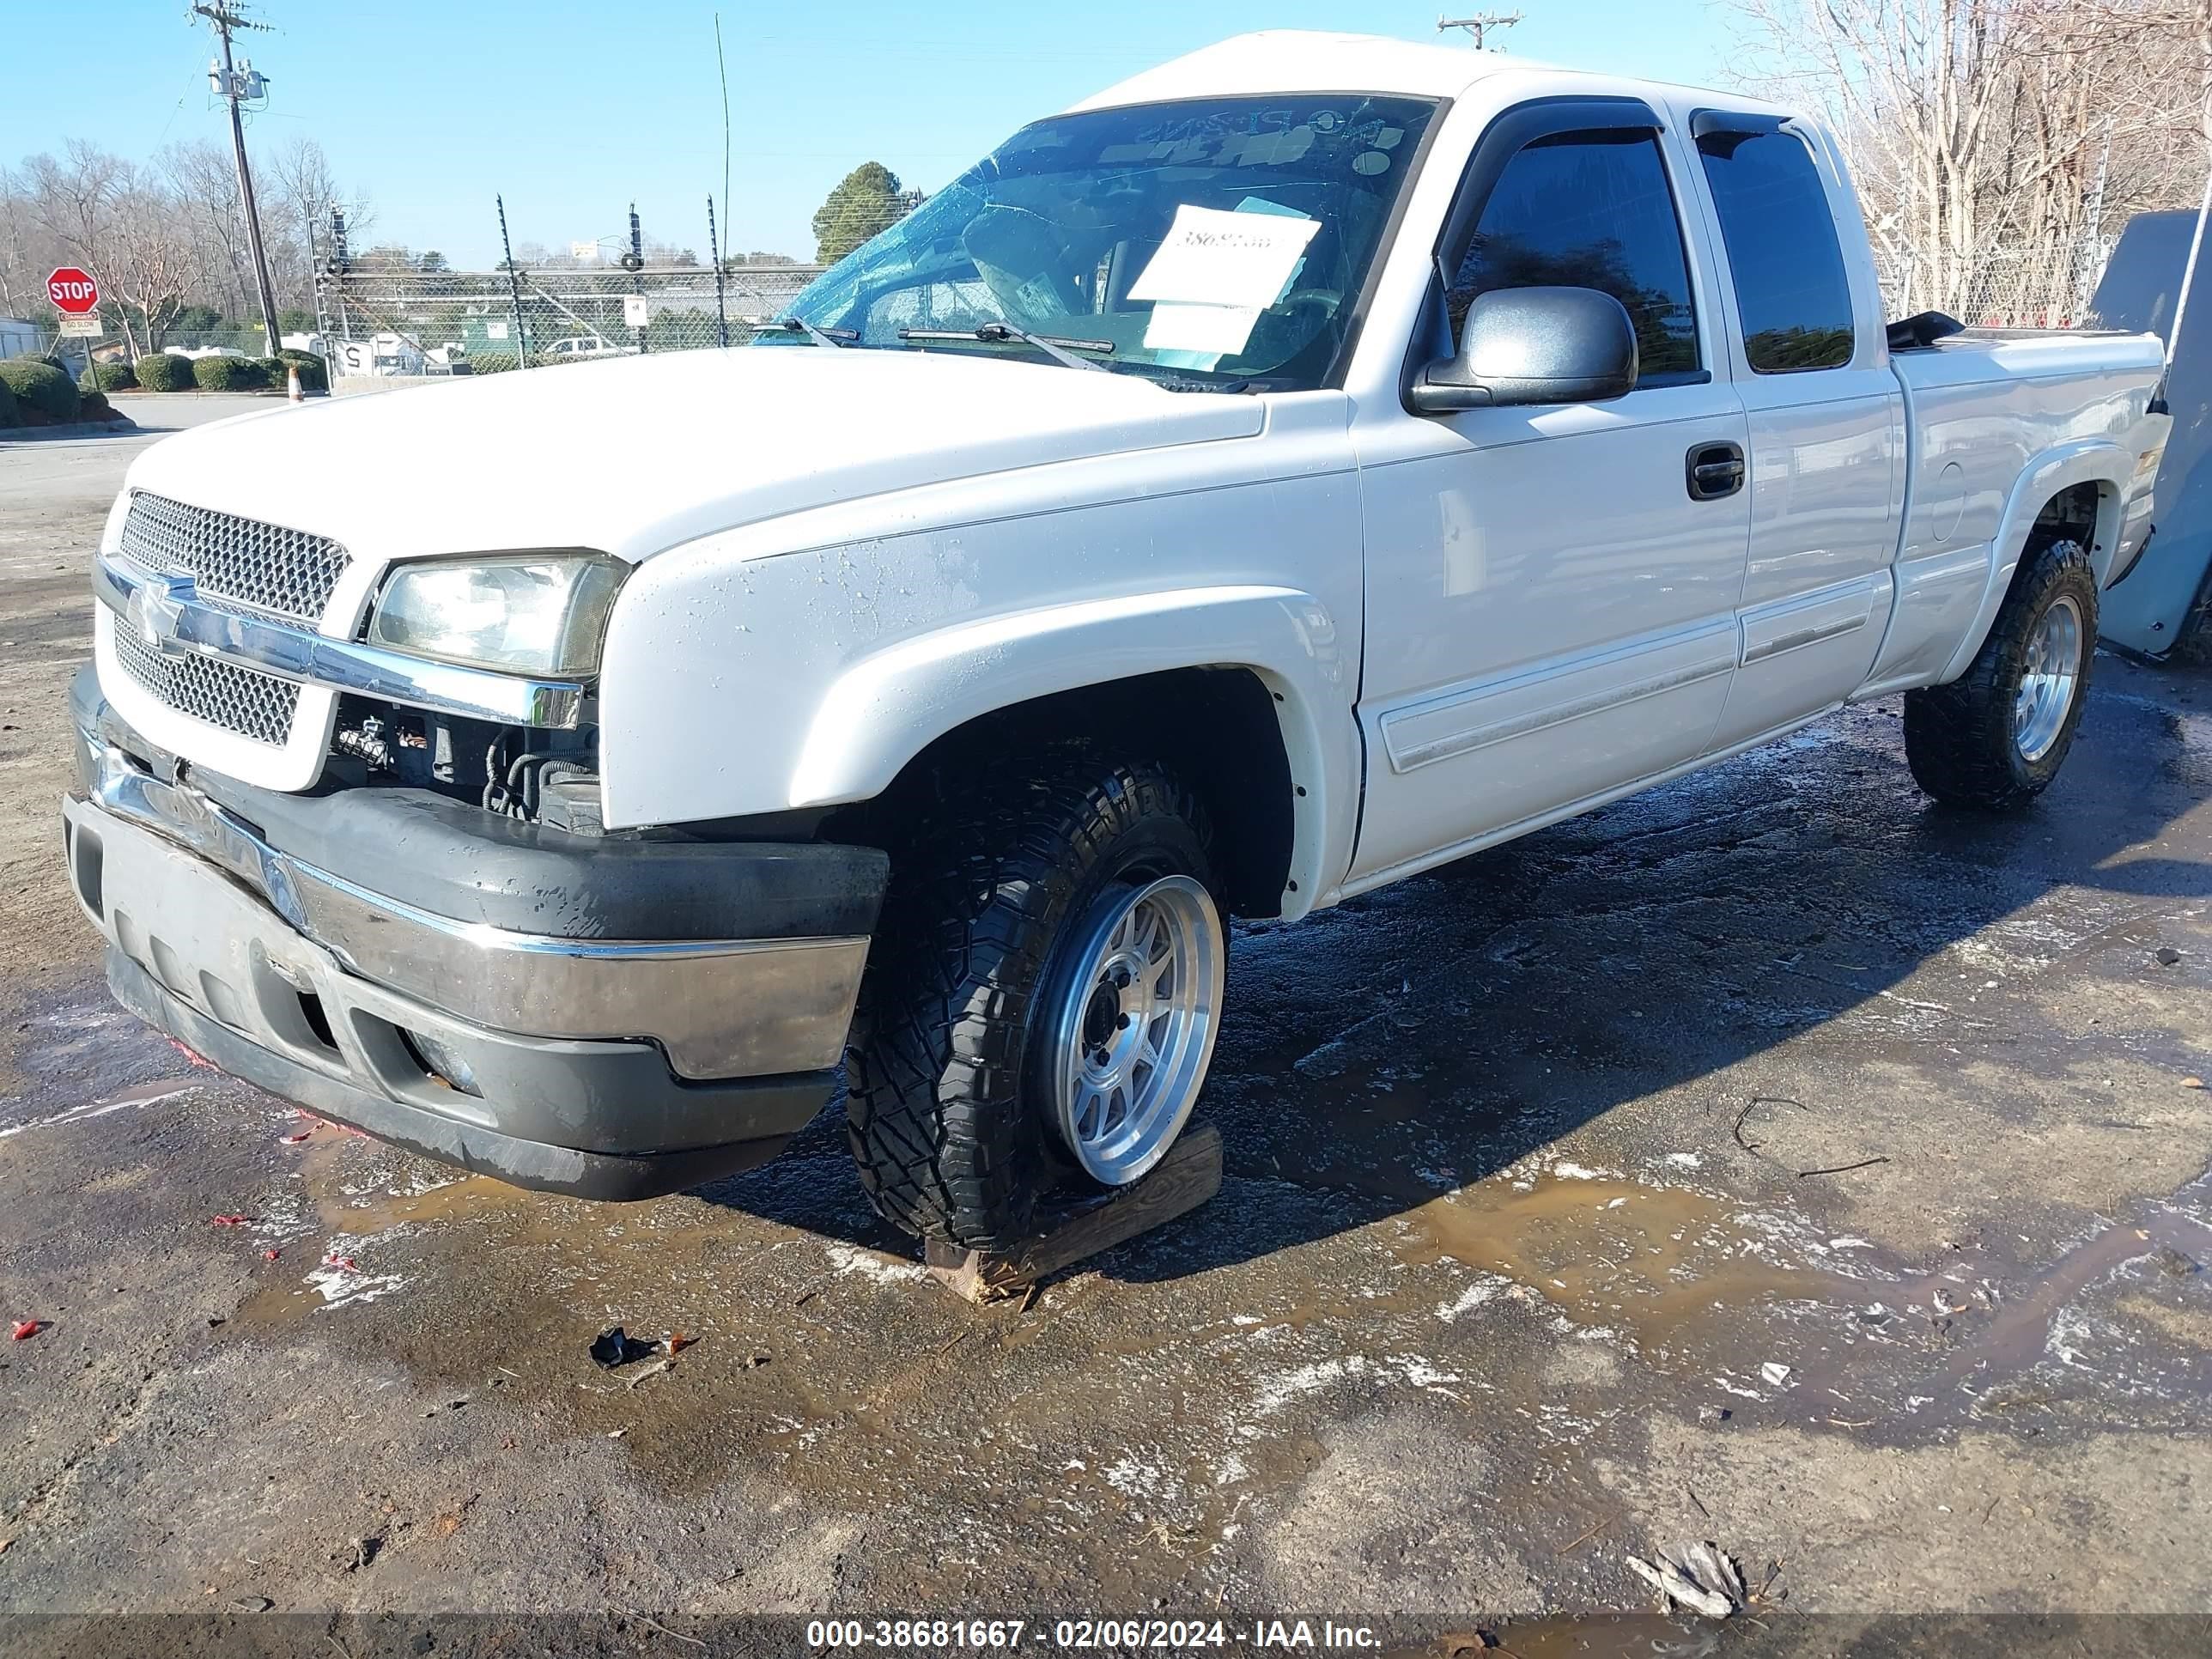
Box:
(1904, 538), (2098, 811)
(1036, 872), (1224, 1190)
(845, 755), (1223, 1247)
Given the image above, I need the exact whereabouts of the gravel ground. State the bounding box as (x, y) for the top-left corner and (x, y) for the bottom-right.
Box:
(3, 412), (2210, 1656)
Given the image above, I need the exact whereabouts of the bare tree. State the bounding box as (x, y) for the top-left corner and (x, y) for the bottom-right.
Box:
(10, 144), (205, 358)
(103, 171), (198, 358)
(17, 141), (126, 289)
(264, 137), (374, 312)
(1721, 0), (2209, 320)
(163, 140), (254, 323)
(2, 128), (378, 354)
(0, 166), (43, 317)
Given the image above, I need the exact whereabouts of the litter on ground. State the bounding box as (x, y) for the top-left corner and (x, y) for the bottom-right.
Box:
(589, 1327), (658, 1369)
(1626, 1540), (1746, 1620)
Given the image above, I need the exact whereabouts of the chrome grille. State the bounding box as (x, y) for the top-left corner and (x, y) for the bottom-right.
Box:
(111, 624), (300, 747)
(118, 492), (348, 622)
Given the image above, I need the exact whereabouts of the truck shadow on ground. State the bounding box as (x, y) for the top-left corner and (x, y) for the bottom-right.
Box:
(694, 672), (2212, 1279)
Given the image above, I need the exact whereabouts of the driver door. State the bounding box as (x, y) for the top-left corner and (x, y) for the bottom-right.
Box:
(1348, 100), (1753, 887)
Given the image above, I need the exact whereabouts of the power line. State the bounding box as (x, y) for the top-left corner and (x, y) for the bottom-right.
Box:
(191, 1), (283, 349)
(1437, 10), (1524, 49)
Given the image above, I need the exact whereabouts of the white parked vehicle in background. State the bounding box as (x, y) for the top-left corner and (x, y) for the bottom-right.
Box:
(64, 33), (2166, 1249)
(545, 334), (631, 360)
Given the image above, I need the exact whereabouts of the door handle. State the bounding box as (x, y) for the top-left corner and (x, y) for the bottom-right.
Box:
(1686, 441), (1747, 501)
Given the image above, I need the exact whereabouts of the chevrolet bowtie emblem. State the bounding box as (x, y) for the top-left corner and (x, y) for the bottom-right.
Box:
(131, 572), (195, 656)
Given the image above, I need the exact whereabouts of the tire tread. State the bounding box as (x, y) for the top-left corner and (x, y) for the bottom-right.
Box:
(845, 752), (1212, 1247)
(1905, 538), (2097, 811)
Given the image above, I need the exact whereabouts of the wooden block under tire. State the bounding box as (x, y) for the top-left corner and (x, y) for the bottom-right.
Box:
(923, 1125), (1224, 1304)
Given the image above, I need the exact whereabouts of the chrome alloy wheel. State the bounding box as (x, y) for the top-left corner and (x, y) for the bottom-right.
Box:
(2014, 593), (2084, 763)
(1048, 874), (1224, 1186)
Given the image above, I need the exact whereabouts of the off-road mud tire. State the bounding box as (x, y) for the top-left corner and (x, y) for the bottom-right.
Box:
(845, 754), (1218, 1247)
(1904, 538), (2098, 811)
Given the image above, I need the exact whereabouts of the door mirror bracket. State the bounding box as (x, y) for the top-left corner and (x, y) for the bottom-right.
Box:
(1409, 286), (1640, 414)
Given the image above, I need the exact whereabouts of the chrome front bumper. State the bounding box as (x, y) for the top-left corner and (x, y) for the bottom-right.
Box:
(65, 742), (870, 1082)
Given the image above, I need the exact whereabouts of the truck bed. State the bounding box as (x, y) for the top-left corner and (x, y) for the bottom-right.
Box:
(1889, 325), (2166, 586)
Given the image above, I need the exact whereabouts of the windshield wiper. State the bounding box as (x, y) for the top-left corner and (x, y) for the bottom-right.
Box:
(757, 316), (855, 349)
(897, 320), (1113, 373)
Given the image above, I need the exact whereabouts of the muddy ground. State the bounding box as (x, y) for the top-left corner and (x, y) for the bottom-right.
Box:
(3, 410), (2211, 1655)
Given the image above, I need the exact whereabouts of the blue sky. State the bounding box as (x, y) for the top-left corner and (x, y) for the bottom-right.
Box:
(6, 1), (1735, 267)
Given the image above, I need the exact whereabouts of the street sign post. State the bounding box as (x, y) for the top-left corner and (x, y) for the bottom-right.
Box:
(48, 270), (102, 386)
(46, 267), (100, 315)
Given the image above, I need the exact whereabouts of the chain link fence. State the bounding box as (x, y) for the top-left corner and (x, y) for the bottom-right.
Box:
(9, 262), (817, 390)
(307, 262), (823, 382)
(310, 238), (2113, 389)
(1872, 239), (2121, 330)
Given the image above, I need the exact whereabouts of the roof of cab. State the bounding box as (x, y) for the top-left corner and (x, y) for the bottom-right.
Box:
(1068, 31), (1567, 111)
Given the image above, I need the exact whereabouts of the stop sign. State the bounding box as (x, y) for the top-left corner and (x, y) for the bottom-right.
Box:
(46, 267), (99, 314)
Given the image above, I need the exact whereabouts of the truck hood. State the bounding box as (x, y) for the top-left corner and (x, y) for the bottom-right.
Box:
(120, 348), (1265, 566)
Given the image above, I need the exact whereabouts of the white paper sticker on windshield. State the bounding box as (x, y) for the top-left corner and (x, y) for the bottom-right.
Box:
(1129, 204), (1322, 310)
(1143, 301), (1261, 356)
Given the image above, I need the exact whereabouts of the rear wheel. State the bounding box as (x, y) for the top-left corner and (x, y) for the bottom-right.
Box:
(1905, 537), (2097, 811)
(845, 755), (1223, 1247)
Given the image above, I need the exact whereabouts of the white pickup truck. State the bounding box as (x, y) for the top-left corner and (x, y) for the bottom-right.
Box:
(64, 33), (2168, 1248)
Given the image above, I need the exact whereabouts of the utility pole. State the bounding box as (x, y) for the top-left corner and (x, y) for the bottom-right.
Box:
(707, 195), (729, 349)
(193, 1), (283, 352)
(1437, 9), (1523, 47)
(624, 204), (647, 355)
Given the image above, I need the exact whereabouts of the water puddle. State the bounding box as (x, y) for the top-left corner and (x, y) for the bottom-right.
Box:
(1376, 1146), (2212, 1441)
(1395, 1171), (1867, 1353)
(305, 1160), (531, 1236)
(1920, 1164), (2212, 1411)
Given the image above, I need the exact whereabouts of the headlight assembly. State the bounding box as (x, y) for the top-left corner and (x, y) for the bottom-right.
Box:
(367, 553), (625, 678)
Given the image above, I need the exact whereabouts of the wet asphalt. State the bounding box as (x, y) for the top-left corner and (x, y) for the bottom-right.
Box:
(2, 435), (2211, 1653)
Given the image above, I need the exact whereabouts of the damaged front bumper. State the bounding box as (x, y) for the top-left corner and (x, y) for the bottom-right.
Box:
(61, 667), (887, 1199)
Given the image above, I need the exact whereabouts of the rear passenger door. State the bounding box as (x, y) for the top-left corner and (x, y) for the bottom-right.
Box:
(1680, 110), (1905, 749)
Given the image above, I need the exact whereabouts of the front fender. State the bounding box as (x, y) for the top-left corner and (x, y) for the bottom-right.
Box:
(787, 585), (1352, 907)
(1937, 439), (2130, 684)
(789, 586), (1326, 796)
(604, 580), (1352, 915)
(598, 456), (1370, 912)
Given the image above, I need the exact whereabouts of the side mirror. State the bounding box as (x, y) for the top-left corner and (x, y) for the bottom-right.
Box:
(1409, 286), (1639, 413)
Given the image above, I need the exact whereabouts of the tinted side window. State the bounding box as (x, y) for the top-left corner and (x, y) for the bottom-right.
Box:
(1697, 128), (1855, 372)
(1449, 130), (1699, 386)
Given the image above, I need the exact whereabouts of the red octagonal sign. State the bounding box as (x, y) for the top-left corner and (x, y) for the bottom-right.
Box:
(46, 267), (99, 314)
